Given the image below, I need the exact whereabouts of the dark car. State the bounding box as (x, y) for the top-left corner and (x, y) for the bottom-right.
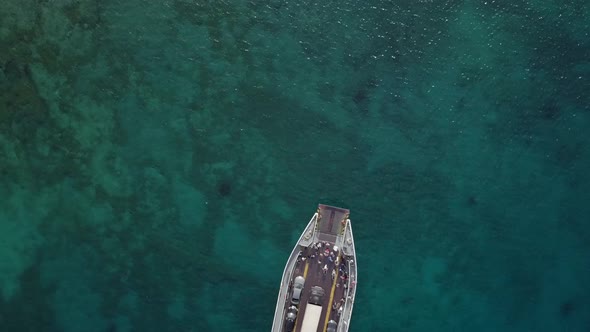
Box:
(285, 306), (298, 332)
(327, 320), (337, 332)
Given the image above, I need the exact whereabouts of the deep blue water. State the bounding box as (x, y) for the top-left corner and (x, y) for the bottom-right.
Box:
(1, 0), (589, 331)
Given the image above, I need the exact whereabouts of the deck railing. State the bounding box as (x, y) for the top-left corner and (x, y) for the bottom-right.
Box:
(271, 213), (318, 332)
(337, 219), (357, 332)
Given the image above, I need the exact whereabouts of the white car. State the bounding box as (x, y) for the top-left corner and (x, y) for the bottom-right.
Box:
(291, 276), (305, 305)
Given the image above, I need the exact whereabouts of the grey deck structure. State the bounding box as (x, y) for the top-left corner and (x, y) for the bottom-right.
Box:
(271, 205), (357, 332)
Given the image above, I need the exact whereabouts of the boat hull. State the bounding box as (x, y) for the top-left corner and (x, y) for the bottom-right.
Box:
(271, 205), (357, 332)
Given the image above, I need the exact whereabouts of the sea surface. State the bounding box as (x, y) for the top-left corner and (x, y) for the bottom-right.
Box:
(1, 0), (589, 331)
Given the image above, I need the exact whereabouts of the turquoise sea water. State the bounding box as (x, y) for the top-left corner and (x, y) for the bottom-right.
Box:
(1, 0), (589, 331)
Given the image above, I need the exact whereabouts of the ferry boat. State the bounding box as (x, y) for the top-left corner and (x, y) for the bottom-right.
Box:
(271, 204), (357, 332)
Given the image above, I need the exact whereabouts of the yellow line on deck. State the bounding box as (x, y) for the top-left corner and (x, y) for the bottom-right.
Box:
(323, 257), (340, 332)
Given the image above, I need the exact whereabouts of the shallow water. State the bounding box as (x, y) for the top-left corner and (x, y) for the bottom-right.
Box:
(1, 0), (589, 331)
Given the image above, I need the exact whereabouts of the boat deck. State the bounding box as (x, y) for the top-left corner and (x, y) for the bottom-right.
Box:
(290, 248), (350, 332)
(281, 205), (354, 332)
